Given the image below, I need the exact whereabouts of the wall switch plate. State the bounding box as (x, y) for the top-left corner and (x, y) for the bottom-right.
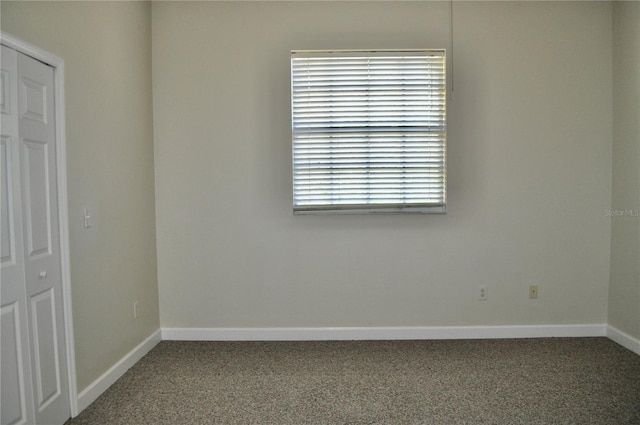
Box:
(83, 208), (92, 228)
(529, 285), (539, 299)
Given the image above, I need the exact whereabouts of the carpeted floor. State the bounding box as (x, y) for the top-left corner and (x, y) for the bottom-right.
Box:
(65, 338), (640, 424)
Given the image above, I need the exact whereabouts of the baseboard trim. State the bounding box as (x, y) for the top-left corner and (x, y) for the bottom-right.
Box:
(76, 329), (161, 415)
(607, 325), (640, 355)
(161, 324), (607, 342)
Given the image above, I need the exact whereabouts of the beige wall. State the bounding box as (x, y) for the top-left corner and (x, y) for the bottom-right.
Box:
(1, 2), (159, 391)
(152, 1), (613, 329)
(609, 1), (640, 340)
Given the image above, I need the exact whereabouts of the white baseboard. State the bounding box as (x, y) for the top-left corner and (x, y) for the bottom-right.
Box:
(161, 324), (607, 342)
(76, 329), (161, 415)
(607, 325), (640, 355)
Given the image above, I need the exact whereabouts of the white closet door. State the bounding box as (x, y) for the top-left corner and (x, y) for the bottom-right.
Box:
(18, 50), (70, 425)
(1, 44), (35, 425)
(1, 45), (70, 425)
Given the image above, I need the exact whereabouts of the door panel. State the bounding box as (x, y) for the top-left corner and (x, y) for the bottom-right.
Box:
(1, 44), (34, 425)
(21, 139), (51, 258)
(0, 303), (28, 425)
(20, 77), (47, 124)
(17, 51), (70, 425)
(1, 137), (15, 265)
(0, 70), (10, 114)
(30, 289), (61, 409)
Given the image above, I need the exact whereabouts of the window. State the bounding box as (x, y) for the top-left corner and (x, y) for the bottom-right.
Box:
(291, 49), (446, 214)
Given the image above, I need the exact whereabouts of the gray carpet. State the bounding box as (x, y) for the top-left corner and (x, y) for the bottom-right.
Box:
(65, 338), (640, 424)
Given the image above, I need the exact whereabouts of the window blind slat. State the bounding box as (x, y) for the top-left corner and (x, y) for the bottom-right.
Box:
(291, 49), (446, 214)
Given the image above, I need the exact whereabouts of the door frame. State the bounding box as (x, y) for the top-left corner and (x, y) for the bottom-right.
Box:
(1, 31), (78, 418)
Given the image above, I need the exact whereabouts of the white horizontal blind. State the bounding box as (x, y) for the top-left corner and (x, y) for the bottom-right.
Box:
(291, 49), (446, 214)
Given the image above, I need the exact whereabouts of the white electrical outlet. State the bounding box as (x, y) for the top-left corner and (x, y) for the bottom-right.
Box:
(133, 301), (139, 319)
(478, 286), (488, 300)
